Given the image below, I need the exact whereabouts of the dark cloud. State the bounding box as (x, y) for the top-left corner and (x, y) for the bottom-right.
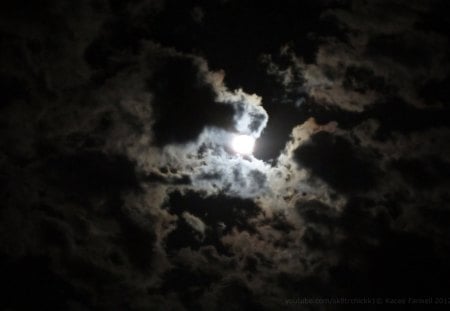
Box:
(419, 76), (450, 107)
(48, 151), (139, 199)
(342, 65), (392, 94)
(144, 171), (192, 185)
(148, 56), (235, 146)
(0, 255), (87, 310)
(367, 99), (450, 140)
(366, 33), (432, 67)
(293, 195), (450, 297)
(391, 156), (450, 189)
(164, 190), (262, 255)
(0, 73), (30, 108)
(293, 131), (379, 193)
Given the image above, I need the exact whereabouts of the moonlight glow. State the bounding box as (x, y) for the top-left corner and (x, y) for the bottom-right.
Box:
(231, 134), (255, 155)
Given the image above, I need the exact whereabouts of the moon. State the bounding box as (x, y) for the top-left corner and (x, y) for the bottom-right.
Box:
(231, 134), (255, 155)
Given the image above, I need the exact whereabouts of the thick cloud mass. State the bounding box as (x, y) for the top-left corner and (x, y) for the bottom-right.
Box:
(293, 132), (378, 193)
(1, 0), (450, 310)
(148, 56), (235, 146)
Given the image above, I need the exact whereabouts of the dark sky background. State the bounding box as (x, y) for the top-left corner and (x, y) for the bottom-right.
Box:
(1, 0), (450, 310)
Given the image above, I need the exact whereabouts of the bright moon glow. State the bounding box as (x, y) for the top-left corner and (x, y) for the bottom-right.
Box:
(231, 134), (255, 155)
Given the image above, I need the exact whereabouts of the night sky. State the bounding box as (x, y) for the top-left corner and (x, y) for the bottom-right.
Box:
(1, 0), (450, 310)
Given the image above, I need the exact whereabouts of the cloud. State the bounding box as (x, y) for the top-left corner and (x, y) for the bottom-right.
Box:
(48, 151), (140, 198)
(293, 131), (379, 193)
(164, 190), (262, 255)
(147, 54), (236, 146)
(258, 1), (449, 128)
(182, 211), (206, 236)
(1, 0), (450, 309)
